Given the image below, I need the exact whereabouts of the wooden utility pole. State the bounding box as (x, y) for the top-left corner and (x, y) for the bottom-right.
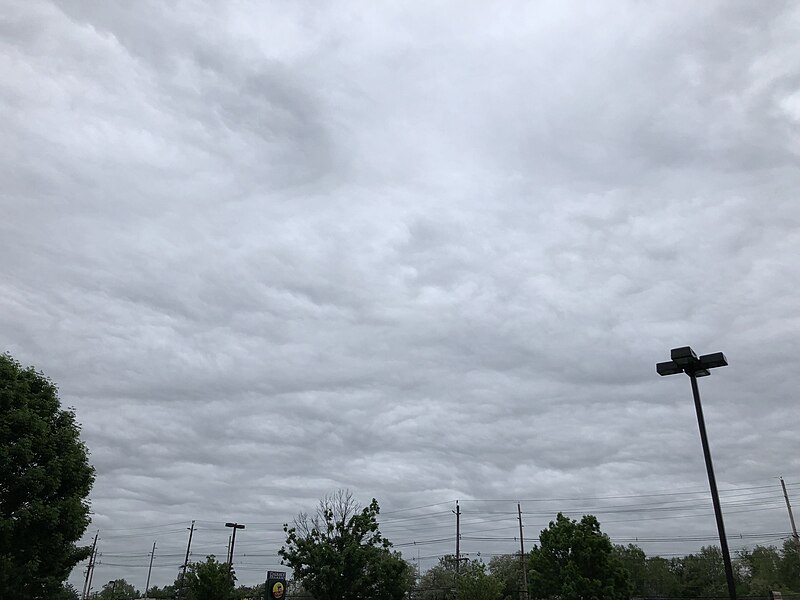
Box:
(781, 477), (799, 542)
(455, 501), (461, 573)
(145, 541), (157, 597)
(518, 503), (529, 600)
(81, 532), (98, 600)
(86, 542), (98, 600)
(177, 520), (195, 598)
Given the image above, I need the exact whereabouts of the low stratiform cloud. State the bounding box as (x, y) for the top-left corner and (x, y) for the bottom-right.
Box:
(2, 0), (799, 588)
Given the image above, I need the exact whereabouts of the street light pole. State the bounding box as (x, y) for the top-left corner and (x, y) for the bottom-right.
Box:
(224, 522), (245, 572)
(689, 373), (736, 600)
(657, 346), (736, 600)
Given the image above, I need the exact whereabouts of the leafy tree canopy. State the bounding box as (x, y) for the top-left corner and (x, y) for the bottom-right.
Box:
(280, 489), (411, 600)
(98, 578), (140, 599)
(781, 539), (800, 591)
(184, 555), (235, 600)
(456, 559), (503, 600)
(144, 584), (176, 599)
(0, 353), (95, 600)
(488, 553), (525, 600)
(417, 556), (504, 600)
(528, 513), (631, 600)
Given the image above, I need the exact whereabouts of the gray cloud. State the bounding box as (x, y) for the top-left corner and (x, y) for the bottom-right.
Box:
(2, 0), (800, 589)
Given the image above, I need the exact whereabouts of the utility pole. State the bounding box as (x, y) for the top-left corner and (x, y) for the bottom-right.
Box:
(145, 541), (157, 597)
(518, 503), (529, 600)
(177, 520), (195, 599)
(781, 477), (799, 543)
(454, 501), (461, 574)
(82, 532), (98, 600)
(86, 542), (98, 600)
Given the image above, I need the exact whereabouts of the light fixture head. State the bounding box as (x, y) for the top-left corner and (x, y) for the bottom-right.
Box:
(656, 361), (683, 376)
(698, 352), (728, 370)
(671, 346), (698, 367)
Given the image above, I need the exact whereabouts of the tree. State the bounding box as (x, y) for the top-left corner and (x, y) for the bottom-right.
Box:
(144, 584), (176, 599)
(679, 546), (729, 598)
(0, 353), (96, 599)
(98, 579), (140, 599)
(781, 539), (800, 592)
(417, 556), (458, 600)
(280, 489), (411, 600)
(183, 555), (235, 600)
(642, 556), (681, 598)
(613, 545), (647, 597)
(738, 545), (784, 597)
(417, 556), (503, 600)
(528, 513), (631, 600)
(488, 554), (524, 600)
(456, 560), (503, 600)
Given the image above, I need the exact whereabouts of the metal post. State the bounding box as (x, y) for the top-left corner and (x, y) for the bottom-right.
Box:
(225, 522), (245, 577)
(690, 373), (737, 600)
(230, 527), (239, 566)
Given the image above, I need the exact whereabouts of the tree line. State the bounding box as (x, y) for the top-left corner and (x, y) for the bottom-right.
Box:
(74, 508), (800, 600)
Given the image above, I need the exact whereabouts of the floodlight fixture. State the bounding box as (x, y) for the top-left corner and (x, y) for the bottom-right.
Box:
(657, 346), (728, 378)
(670, 346), (698, 367)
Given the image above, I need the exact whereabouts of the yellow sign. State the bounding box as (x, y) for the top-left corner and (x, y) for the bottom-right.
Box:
(272, 581), (285, 599)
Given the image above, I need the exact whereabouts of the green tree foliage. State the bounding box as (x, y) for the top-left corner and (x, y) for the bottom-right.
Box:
(417, 556), (503, 600)
(613, 545), (647, 597)
(98, 578), (140, 599)
(144, 584), (176, 599)
(0, 353), (96, 599)
(232, 582), (265, 599)
(738, 545), (783, 597)
(184, 555), (235, 600)
(781, 539), (800, 591)
(280, 489), (411, 600)
(456, 560), (503, 600)
(679, 545), (729, 598)
(528, 513), (631, 600)
(417, 556), (458, 600)
(488, 553), (525, 600)
(613, 545), (682, 598)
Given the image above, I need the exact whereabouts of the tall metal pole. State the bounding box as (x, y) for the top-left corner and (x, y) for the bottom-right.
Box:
(780, 477), (799, 542)
(224, 522), (245, 575)
(518, 503), (529, 600)
(690, 374), (736, 600)
(145, 541), (157, 597)
(230, 528), (240, 566)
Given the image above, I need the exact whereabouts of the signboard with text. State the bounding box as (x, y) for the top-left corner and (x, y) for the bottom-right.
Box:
(266, 570), (287, 600)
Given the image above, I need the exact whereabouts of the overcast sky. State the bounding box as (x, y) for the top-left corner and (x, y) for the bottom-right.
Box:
(3, 0), (800, 591)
